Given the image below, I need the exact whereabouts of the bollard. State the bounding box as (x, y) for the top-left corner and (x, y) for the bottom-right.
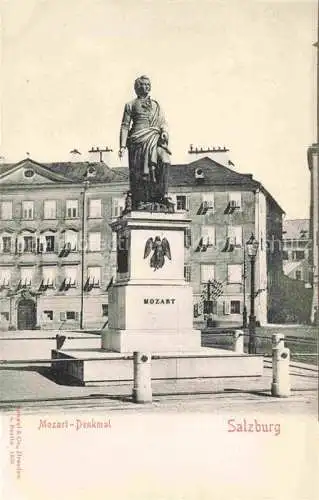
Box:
(232, 330), (244, 354)
(132, 351), (152, 403)
(271, 334), (291, 397)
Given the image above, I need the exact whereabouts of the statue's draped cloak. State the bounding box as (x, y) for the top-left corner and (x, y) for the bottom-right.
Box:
(120, 98), (171, 207)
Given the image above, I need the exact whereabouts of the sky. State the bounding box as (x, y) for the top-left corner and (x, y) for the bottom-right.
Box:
(0, 0), (317, 219)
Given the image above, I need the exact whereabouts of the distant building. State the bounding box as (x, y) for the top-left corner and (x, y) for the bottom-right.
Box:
(0, 154), (284, 330)
(307, 144), (319, 323)
(282, 219), (312, 284)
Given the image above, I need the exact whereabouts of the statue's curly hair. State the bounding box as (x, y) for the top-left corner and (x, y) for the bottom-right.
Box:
(134, 75), (151, 94)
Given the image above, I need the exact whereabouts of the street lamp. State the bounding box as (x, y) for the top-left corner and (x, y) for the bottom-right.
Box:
(246, 233), (259, 354)
(242, 244), (247, 328)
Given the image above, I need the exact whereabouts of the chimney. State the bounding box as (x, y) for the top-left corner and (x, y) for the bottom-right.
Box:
(188, 145), (234, 168)
(88, 146), (113, 164)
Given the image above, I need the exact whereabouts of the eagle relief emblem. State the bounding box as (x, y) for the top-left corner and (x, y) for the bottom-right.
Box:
(143, 236), (171, 270)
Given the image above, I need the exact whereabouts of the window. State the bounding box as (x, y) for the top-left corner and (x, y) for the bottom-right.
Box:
(23, 236), (36, 253)
(38, 234), (55, 253)
(285, 239), (292, 248)
(223, 301), (231, 315)
(197, 193), (214, 215)
(282, 251), (289, 260)
(64, 230), (78, 251)
(2, 236), (12, 253)
(44, 200), (56, 219)
(1, 201), (12, 220)
(292, 239), (298, 249)
(89, 199), (102, 218)
(227, 225), (242, 246)
(195, 226), (215, 252)
(88, 232), (101, 252)
(292, 251), (305, 261)
(295, 270), (302, 280)
(202, 226), (215, 246)
(112, 197), (125, 218)
(20, 267), (34, 286)
(45, 235), (55, 252)
(102, 304), (108, 317)
(66, 200), (78, 218)
(65, 311), (78, 320)
(0, 269), (11, 287)
(43, 310), (53, 321)
(230, 300), (241, 314)
(22, 201), (34, 219)
(227, 264), (242, 284)
(64, 266), (78, 287)
(201, 264), (215, 283)
(204, 300), (217, 314)
(0, 312), (9, 321)
(228, 192), (242, 211)
(24, 169), (34, 178)
(298, 239), (309, 248)
(176, 195), (189, 211)
(184, 264), (191, 282)
(85, 267), (101, 289)
(41, 266), (56, 288)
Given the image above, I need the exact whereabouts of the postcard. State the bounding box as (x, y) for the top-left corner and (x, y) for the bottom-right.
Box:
(0, 1), (318, 499)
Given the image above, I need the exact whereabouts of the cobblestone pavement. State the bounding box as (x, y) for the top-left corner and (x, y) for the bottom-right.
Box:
(0, 329), (317, 415)
(0, 363), (317, 415)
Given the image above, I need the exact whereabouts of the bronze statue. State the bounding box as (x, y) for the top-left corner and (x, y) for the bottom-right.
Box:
(119, 75), (172, 211)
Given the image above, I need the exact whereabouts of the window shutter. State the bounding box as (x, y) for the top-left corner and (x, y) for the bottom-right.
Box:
(75, 312), (79, 321)
(184, 228), (192, 248)
(17, 236), (23, 253)
(223, 301), (230, 315)
(60, 312), (66, 321)
(185, 196), (190, 211)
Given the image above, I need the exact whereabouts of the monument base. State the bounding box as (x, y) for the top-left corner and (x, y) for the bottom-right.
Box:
(51, 347), (263, 386)
(102, 328), (201, 352)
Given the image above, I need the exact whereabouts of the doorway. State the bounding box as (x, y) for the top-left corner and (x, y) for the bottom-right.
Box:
(17, 299), (36, 330)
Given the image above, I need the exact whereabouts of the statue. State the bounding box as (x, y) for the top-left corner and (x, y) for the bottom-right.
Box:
(119, 75), (173, 211)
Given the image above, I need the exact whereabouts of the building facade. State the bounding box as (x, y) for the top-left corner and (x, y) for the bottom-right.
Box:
(0, 155), (284, 330)
(307, 144), (319, 323)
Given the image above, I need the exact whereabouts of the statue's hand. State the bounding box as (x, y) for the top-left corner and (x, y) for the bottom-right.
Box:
(118, 147), (126, 159)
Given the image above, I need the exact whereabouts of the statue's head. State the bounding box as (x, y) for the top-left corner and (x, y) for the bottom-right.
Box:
(134, 75), (151, 97)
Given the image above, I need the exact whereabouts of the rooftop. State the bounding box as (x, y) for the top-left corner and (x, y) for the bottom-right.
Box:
(0, 156), (284, 213)
(283, 219), (309, 239)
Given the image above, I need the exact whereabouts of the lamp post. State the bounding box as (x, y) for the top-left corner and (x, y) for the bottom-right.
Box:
(246, 234), (259, 354)
(242, 244), (247, 328)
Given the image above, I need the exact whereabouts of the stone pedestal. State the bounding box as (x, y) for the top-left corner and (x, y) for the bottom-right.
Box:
(101, 211), (201, 352)
(51, 210), (264, 387)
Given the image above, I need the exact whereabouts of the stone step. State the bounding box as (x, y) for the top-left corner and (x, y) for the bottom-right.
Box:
(52, 348), (263, 386)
